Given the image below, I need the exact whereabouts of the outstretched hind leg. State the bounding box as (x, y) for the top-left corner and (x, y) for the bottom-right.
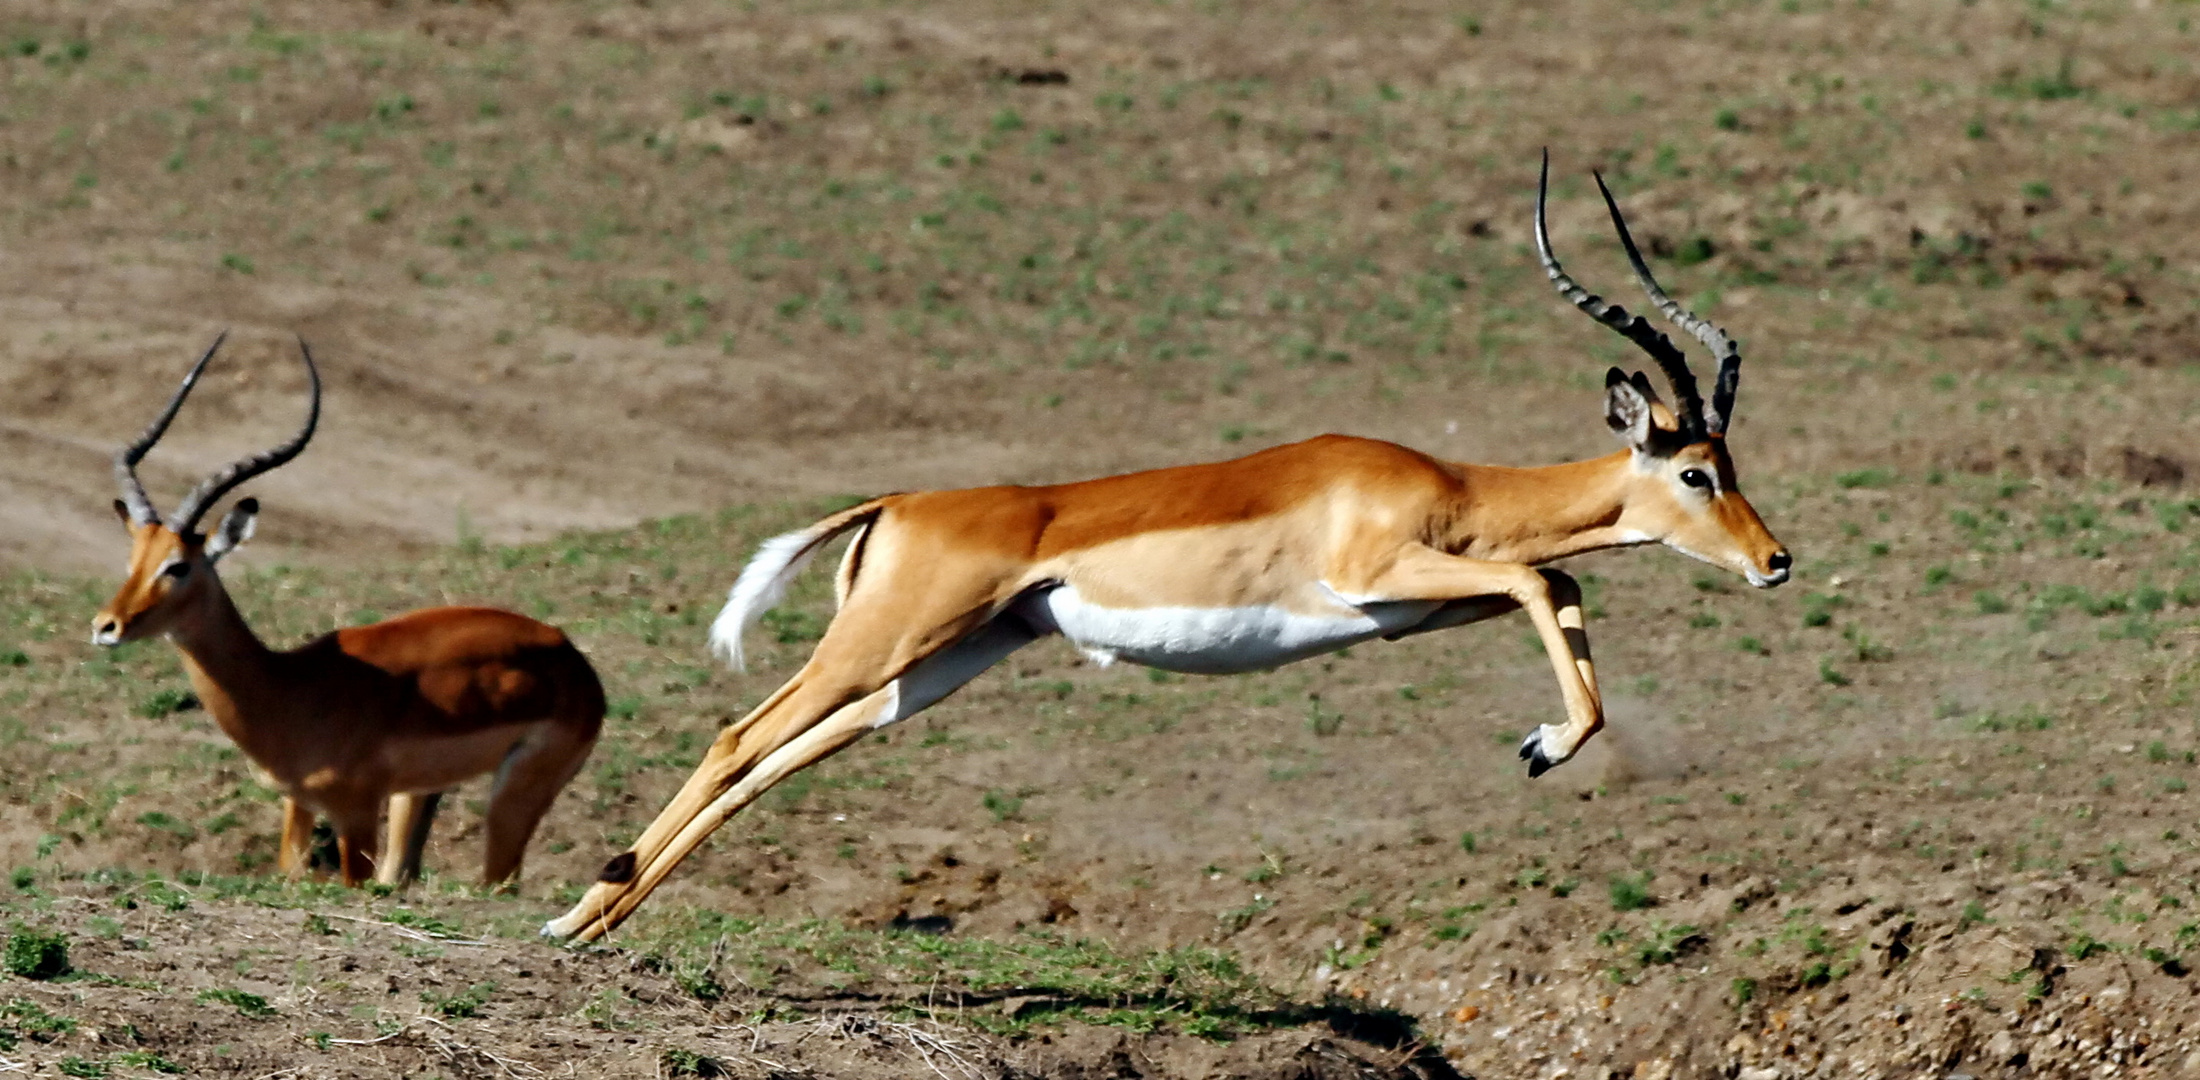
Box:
(481, 723), (598, 888)
(544, 612), (1038, 940)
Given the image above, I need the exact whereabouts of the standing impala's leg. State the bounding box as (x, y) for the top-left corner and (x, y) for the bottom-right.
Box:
(1350, 546), (1603, 776)
(377, 792), (442, 888)
(277, 798), (316, 878)
(479, 724), (597, 889)
(329, 800), (383, 887)
(544, 602), (1038, 941)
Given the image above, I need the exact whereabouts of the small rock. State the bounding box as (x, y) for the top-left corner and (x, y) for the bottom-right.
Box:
(1737, 1067), (1783, 1080)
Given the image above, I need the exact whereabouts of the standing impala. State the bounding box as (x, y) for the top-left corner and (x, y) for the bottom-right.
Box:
(545, 156), (1791, 941)
(94, 335), (605, 888)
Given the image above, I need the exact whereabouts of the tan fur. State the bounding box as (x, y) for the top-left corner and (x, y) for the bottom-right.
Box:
(546, 428), (1787, 941)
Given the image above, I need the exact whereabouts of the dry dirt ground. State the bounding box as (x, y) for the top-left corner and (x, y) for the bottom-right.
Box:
(6, 0), (2200, 1076)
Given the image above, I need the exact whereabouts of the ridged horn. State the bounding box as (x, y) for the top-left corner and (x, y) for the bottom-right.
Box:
(114, 332), (228, 526)
(167, 338), (322, 535)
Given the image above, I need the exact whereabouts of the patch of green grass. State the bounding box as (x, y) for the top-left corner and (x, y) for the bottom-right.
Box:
(660, 1048), (730, 1077)
(1834, 468), (1895, 490)
(981, 789), (1025, 822)
(623, 912), (1337, 1036)
(111, 1052), (184, 1075)
(1800, 592), (1844, 628)
(4, 925), (69, 980)
(0, 997), (77, 1046)
(383, 907), (467, 938)
(423, 981), (497, 1018)
(1608, 873), (1654, 912)
(136, 688), (195, 719)
(195, 986), (277, 1018)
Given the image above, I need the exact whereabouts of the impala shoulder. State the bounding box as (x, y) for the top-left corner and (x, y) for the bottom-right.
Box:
(1293, 434), (1458, 476)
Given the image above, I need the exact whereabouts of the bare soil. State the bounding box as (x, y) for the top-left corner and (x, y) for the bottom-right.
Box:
(6, 1), (2200, 1077)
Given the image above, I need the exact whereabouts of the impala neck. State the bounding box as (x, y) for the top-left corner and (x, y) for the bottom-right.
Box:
(1445, 451), (1652, 565)
(161, 572), (286, 761)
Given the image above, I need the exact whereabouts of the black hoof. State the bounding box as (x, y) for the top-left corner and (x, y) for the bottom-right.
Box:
(1518, 732), (1554, 778)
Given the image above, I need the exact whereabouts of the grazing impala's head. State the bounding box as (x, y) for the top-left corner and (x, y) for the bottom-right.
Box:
(1535, 153), (1790, 588)
(93, 335), (319, 646)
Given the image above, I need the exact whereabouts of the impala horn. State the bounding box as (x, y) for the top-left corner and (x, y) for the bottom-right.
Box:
(114, 332), (228, 527)
(1533, 150), (1744, 440)
(1593, 171), (1743, 436)
(167, 338), (322, 537)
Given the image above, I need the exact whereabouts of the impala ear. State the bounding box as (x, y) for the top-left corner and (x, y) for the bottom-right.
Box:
(1604, 368), (1657, 452)
(205, 498), (259, 562)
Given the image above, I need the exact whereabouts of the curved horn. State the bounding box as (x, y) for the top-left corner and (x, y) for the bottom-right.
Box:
(1532, 153), (1705, 441)
(167, 337), (322, 536)
(114, 332), (228, 526)
(1591, 171), (1741, 436)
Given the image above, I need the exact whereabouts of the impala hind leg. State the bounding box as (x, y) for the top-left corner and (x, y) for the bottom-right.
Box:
(480, 724), (598, 889)
(543, 613), (1038, 941)
(376, 792), (443, 888)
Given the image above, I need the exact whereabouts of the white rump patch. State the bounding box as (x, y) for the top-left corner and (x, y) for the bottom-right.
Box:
(709, 527), (830, 671)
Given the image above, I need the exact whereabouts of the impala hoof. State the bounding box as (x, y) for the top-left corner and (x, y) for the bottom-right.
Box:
(1522, 734), (1557, 778)
(1518, 728), (1560, 778)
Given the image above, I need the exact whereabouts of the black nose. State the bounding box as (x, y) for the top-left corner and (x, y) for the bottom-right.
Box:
(1767, 550), (1792, 573)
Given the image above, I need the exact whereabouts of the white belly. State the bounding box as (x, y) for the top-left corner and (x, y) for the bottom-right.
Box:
(1021, 586), (1440, 675)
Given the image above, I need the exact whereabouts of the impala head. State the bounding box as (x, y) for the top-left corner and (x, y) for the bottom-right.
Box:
(1534, 152), (1790, 588)
(93, 334), (321, 646)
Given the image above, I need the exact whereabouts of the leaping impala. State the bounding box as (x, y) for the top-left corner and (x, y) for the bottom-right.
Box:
(544, 155), (1791, 941)
(93, 335), (606, 889)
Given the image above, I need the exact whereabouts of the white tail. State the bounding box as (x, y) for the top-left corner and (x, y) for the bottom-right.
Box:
(708, 501), (887, 670)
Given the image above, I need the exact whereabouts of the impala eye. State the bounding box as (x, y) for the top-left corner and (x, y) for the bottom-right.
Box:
(160, 560), (191, 578)
(1680, 468), (1714, 491)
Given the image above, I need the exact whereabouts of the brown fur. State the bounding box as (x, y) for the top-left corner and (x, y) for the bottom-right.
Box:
(96, 519), (605, 889)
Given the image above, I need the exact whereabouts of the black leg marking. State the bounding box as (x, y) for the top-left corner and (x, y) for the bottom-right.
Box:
(598, 850), (637, 884)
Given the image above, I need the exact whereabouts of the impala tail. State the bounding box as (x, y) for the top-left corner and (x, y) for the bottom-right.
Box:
(708, 499), (890, 670)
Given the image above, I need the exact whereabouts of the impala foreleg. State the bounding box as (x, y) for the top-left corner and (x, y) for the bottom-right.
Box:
(330, 803), (383, 887)
(278, 798), (315, 878)
(1527, 568), (1603, 771)
(376, 791), (442, 888)
(1355, 548), (1603, 776)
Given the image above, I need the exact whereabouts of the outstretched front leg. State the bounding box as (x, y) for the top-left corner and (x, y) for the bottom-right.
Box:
(1348, 546), (1604, 776)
